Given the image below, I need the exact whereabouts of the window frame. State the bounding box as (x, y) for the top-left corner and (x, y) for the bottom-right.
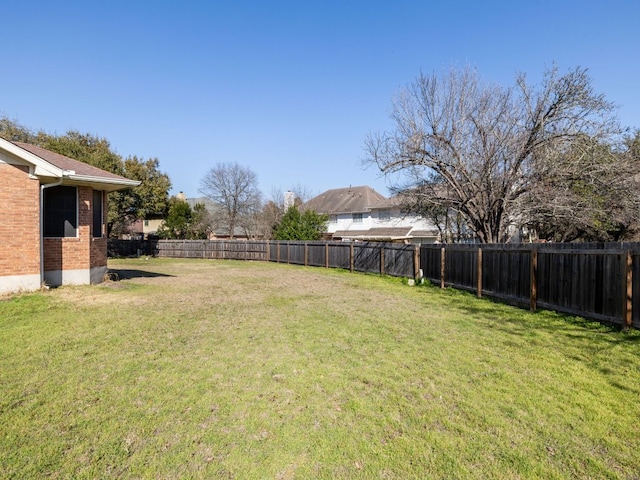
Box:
(93, 189), (103, 238)
(43, 185), (78, 238)
(352, 213), (363, 224)
(378, 209), (391, 220)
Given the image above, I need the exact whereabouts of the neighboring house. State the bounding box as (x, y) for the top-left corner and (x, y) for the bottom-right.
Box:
(0, 138), (140, 294)
(302, 186), (439, 243)
(129, 215), (164, 239)
(303, 186), (386, 235)
(367, 196), (440, 243)
(133, 191), (190, 239)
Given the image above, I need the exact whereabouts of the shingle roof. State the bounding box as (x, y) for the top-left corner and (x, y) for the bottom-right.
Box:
(410, 229), (439, 237)
(333, 227), (412, 239)
(370, 196), (402, 209)
(15, 142), (132, 182)
(303, 186), (386, 214)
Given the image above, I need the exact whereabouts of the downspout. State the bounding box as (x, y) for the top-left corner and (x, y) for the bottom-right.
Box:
(40, 178), (63, 287)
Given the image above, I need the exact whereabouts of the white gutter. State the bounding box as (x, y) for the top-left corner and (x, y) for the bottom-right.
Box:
(66, 173), (140, 190)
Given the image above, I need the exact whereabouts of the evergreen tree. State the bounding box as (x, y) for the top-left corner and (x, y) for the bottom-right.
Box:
(273, 206), (328, 240)
(157, 199), (211, 239)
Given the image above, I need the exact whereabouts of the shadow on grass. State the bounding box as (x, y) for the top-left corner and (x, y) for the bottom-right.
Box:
(434, 286), (640, 343)
(108, 269), (175, 280)
(440, 287), (640, 394)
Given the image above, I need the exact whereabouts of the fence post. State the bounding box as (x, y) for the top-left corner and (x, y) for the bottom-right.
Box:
(350, 242), (355, 273)
(440, 246), (446, 289)
(266, 240), (270, 262)
(304, 242), (308, 267)
(287, 242), (290, 264)
(380, 245), (385, 275)
(325, 242), (329, 269)
(623, 250), (633, 330)
(530, 248), (538, 312)
(413, 245), (420, 280)
(477, 247), (483, 298)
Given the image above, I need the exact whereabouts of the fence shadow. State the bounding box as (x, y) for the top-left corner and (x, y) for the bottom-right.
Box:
(450, 296), (640, 395)
(451, 290), (640, 346)
(108, 269), (175, 280)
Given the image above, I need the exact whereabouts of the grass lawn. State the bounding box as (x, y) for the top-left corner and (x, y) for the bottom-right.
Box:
(1, 258), (639, 479)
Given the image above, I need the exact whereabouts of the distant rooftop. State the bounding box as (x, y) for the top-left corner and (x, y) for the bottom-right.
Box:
(303, 186), (386, 214)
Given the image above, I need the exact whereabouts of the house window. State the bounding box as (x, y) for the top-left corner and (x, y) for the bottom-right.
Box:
(144, 219), (149, 226)
(93, 190), (103, 238)
(329, 214), (338, 223)
(44, 186), (77, 237)
(378, 209), (390, 220)
(352, 213), (363, 223)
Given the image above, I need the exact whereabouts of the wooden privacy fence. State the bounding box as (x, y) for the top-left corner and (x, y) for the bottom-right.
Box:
(420, 243), (640, 330)
(108, 239), (267, 260)
(107, 239), (417, 277)
(108, 239), (639, 329)
(268, 241), (418, 278)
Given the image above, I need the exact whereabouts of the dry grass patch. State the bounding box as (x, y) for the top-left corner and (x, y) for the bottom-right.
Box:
(1, 258), (639, 479)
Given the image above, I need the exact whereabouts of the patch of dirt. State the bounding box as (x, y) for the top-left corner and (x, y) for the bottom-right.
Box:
(49, 260), (393, 314)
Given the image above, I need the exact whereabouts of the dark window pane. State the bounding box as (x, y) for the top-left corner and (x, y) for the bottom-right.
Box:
(93, 190), (103, 238)
(44, 186), (77, 237)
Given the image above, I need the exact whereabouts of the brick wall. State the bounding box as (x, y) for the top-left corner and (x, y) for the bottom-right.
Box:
(0, 163), (40, 277)
(43, 187), (109, 278)
(43, 186), (92, 272)
(0, 166), (110, 285)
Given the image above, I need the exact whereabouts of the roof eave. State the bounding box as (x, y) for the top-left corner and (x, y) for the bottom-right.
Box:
(0, 138), (63, 177)
(0, 139), (140, 191)
(337, 235), (410, 241)
(65, 174), (141, 192)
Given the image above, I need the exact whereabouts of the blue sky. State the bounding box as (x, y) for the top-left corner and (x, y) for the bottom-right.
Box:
(2, 0), (639, 199)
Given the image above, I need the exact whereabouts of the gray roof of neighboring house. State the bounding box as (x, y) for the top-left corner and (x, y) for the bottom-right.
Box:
(333, 227), (412, 239)
(370, 196), (402, 209)
(409, 229), (440, 238)
(332, 227), (439, 241)
(303, 186), (387, 214)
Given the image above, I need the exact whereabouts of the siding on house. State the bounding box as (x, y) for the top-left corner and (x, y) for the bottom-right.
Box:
(303, 186), (387, 235)
(369, 199), (439, 243)
(304, 186), (439, 242)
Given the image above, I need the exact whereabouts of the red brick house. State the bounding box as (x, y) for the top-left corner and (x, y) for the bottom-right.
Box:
(0, 138), (139, 294)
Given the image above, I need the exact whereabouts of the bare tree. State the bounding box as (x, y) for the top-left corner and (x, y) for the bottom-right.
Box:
(199, 162), (262, 239)
(288, 183), (316, 206)
(256, 185), (318, 239)
(523, 135), (640, 241)
(364, 65), (621, 243)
